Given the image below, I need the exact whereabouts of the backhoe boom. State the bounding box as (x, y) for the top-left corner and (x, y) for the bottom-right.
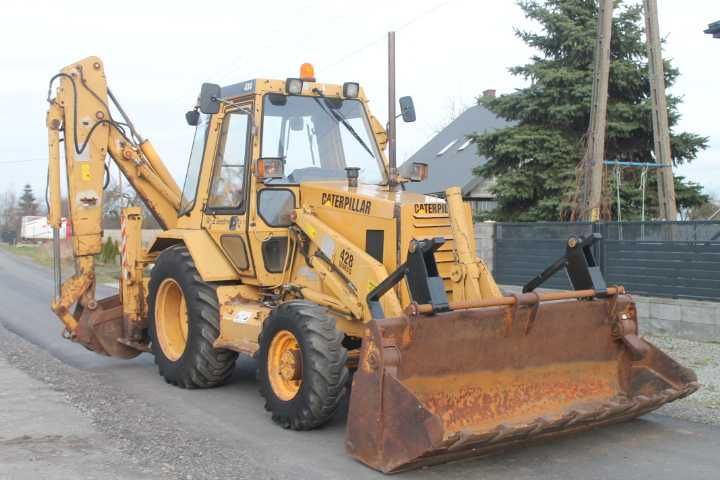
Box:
(46, 56), (181, 355)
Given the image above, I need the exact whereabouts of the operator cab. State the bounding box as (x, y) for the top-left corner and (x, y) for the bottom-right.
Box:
(175, 65), (424, 282)
(183, 63), (418, 196)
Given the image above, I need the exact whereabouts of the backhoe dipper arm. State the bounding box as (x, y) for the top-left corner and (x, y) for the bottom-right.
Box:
(46, 56), (180, 345)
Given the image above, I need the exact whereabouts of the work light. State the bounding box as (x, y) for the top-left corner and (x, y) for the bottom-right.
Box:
(285, 78), (303, 95)
(343, 82), (360, 98)
(256, 158), (285, 179)
(410, 162), (428, 182)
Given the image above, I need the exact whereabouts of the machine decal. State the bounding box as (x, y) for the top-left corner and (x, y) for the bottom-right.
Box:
(231, 311), (253, 324)
(77, 191), (99, 207)
(414, 203), (448, 216)
(80, 163), (92, 181)
(321, 193), (371, 215)
(338, 248), (354, 274)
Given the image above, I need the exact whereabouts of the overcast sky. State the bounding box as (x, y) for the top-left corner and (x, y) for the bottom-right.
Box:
(0, 0), (717, 201)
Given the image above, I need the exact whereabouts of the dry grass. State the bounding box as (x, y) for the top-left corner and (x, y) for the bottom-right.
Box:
(1, 242), (121, 285)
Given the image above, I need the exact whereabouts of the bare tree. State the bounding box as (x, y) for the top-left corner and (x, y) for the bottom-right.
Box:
(687, 194), (720, 220)
(0, 189), (19, 243)
(430, 96), (471, 134)
(102, 179), (160, 229)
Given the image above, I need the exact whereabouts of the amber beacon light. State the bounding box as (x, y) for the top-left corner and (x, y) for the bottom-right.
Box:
(300, 63), (316, 82)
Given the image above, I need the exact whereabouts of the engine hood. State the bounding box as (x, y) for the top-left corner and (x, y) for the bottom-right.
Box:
(298, 181), (447, 219)
(295, 180), (456, 308)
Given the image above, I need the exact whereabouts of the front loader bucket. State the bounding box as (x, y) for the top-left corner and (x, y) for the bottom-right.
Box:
(346, 293), (698, 473)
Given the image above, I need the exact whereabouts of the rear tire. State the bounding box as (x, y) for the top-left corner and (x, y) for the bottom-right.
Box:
(148, 245), (238, 388)
(258, 301), (349, 430)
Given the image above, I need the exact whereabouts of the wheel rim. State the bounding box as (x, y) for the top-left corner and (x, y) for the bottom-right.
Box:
(268, 330), (302, 401)
(155, 278), (189, 361)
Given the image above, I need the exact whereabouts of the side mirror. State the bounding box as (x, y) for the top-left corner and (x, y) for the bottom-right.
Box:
(399, 96), (416, 123)
(185, 109), (200, 126)
(199, 82), (221, 114)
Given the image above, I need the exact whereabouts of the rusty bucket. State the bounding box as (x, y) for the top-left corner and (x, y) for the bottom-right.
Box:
(346, 292), (698, 473)
(73, 295), (142, 359)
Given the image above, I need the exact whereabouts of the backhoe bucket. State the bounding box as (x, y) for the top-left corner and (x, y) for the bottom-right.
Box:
(73, 295), (142, 359)
(346, 293), (698, 473)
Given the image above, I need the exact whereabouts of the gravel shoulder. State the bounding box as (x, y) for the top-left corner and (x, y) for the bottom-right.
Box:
(0, 352), (152, 480)
(0, 323), (279, 480)
(646, 334), (720, 425)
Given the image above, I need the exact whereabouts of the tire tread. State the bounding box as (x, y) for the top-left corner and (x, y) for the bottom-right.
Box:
(148, 245), (237, 389)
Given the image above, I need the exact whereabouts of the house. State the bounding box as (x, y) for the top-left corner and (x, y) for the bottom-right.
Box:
(705, 20), (720, 38)
(400, 95), (510, 215)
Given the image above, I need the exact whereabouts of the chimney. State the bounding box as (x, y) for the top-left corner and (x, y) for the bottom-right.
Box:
(482, 89), (496, 98)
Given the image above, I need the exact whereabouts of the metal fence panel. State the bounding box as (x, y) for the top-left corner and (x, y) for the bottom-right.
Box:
(492, 221), (720, 301)
(494, 223), (593, 290)
(604, 240), (720, 301)
(603, 221), (720, 242)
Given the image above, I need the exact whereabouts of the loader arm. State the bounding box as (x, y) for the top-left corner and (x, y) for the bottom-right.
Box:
(46, 56), (181, 356)
(292, 207), (403, 324)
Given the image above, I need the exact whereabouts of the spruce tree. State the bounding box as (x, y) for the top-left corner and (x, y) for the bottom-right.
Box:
(18, 184), (38, 216)
(473, 0), (708, 221)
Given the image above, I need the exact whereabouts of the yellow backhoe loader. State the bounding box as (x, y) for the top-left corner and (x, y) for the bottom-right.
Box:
(46, 56), (698, 473)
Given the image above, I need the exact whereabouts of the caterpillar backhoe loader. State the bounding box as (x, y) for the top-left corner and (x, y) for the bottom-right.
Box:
(46, 55), (698, 473)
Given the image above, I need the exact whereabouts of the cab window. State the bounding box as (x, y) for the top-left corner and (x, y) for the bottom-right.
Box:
(207, 111), (250, 210)
(179, 113), (210, 214)
(261, 94), (384, 185)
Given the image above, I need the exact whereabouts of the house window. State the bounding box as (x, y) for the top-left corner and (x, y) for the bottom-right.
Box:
(436, 139), (458, 156)
(468, 199), (497, 214)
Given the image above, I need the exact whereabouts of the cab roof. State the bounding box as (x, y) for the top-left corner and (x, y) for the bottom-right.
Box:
(220, 79), (367, 102)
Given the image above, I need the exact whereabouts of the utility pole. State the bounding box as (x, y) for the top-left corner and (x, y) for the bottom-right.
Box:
(577, 0), (614, 222)
(643, 0), (677, 221)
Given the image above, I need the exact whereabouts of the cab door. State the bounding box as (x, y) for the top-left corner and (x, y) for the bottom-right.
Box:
(203, 104), (255, 278)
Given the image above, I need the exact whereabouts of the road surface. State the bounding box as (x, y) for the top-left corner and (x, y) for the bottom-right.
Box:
(1, 247), (719, 479)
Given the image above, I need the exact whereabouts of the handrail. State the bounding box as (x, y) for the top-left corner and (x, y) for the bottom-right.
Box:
(414, 286), (625, 314)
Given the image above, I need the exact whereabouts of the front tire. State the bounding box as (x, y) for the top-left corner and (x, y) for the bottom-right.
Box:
(148, 245), (238, 388)
(258, 301), (349, 430)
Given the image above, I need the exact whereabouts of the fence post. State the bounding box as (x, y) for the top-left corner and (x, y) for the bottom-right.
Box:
(491, 222), (497, 275)
(474, 222), (497, 274)
(592, 222), (608, 276)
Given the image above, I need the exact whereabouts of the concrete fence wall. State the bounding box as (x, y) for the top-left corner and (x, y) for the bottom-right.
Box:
(475, 223), (495, 270)
(634, 296), (720, 342)
(475, 223), (720, 343)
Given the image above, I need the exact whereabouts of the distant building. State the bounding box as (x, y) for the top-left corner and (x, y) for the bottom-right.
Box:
(400, 99), (510, 215)
(706, 21), (720, 38)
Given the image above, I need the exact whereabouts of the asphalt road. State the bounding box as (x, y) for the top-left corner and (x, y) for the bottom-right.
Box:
(1, 247), (719, 480)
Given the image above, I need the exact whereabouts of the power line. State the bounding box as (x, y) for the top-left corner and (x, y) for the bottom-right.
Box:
(327, 0), (456, 69)
(0, 158), (45, 165)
